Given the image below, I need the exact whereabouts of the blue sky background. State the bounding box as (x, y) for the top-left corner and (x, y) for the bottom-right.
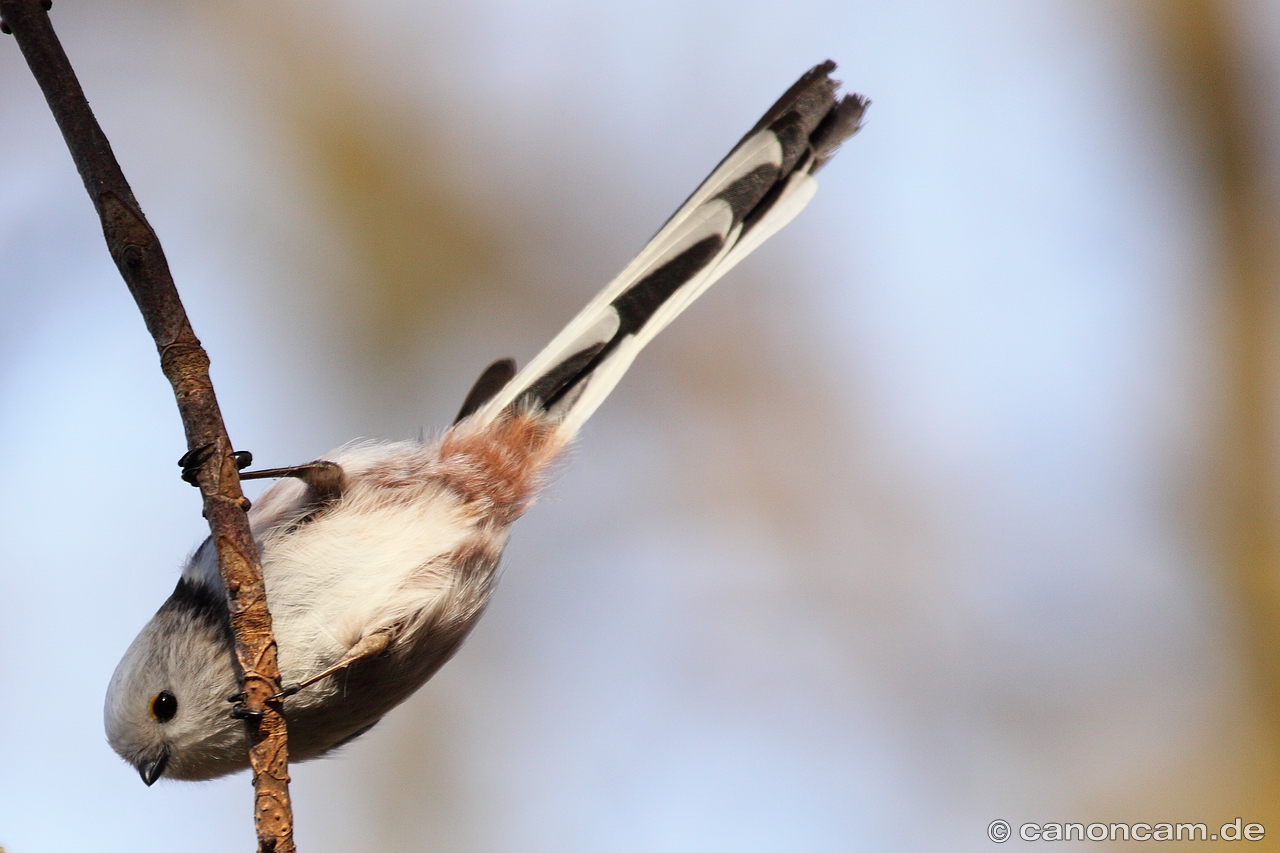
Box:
(2, 1), (1280, 850)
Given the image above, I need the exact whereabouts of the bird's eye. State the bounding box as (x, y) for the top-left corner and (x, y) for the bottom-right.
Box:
(150, 691), (178, 723)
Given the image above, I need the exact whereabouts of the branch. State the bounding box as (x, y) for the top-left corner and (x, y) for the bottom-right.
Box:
(0, 2), (295, 850)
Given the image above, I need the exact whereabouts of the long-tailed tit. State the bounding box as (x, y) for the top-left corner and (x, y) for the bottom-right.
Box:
(105, 61), (867, 785)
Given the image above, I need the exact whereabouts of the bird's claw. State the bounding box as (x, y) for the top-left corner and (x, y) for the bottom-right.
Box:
(227, 690), (266, 721)
(178, 444), (216, 486)
(228, 701), (262, 721)
(227, 685), (295, 718)
(269, 684), (301, 702)
(179, 446), (256, 486)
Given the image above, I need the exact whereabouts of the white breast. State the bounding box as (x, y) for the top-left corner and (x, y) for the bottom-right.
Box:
(220, 440), (477, 685)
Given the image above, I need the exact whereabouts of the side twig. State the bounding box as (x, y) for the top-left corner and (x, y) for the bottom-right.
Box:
(0, 2), (295, 850)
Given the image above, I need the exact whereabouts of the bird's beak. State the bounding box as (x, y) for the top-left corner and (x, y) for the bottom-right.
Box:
(139, 747), (169, 786)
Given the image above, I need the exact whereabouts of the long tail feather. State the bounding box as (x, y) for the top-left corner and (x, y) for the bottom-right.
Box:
(468, 61), (867, 437)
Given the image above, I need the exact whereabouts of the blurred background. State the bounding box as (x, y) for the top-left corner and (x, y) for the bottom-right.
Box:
(2, 0), (1280, 850)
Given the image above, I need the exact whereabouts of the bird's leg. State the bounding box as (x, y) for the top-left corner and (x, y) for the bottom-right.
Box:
(226, 631), (392, 716)
(270, 631), (394, 700)
(177, 448), (344, 511)
(239, 459), (347, 507)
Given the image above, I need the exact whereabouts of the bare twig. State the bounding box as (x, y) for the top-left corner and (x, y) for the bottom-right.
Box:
(0, 2), (295, 849)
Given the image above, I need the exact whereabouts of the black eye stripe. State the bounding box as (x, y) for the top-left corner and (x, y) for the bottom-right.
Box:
(150, 691), (178, 723)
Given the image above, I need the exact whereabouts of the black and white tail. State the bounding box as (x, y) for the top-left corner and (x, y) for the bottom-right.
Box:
(466, 61), (867, 438)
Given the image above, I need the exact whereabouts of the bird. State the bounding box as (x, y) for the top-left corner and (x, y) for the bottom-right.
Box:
(104, 60), (867, 785)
